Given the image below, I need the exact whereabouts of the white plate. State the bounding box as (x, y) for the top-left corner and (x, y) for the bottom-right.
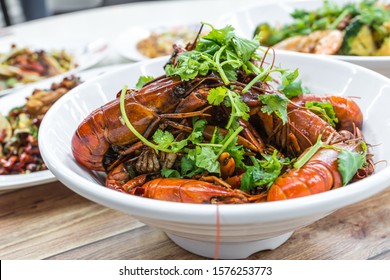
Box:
(113, 23), (203, 61)
(39, 54), (390, 259)
(217, 0), (390, 77)
(0, 64), (127, 190)
(0, 38), (110, 97)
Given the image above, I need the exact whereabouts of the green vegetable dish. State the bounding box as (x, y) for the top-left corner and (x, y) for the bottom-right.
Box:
(0, 45), (77, 91)
(0, 76), (82, 175)
(254, 0), (390, 56)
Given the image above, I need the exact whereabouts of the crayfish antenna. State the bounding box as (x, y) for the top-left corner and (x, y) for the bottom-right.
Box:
(187, 23), (204, 51)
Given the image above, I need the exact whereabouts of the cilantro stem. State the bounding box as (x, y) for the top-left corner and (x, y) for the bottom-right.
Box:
(242, 65), (273, 93)
(216, 126), (244, 159)
(293, 135), (323, 169)
(220, 60), (241, 67)
(245, 61), (262, 75)
(199, 53), (229, 85)
(196, 143), (223, 148)
(214, 45), (230, 85)
(226, 89), (237, 129)
(119, 86), (172, 153)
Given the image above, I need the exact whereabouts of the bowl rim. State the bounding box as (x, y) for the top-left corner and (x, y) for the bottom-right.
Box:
(39, 53), (390, 225)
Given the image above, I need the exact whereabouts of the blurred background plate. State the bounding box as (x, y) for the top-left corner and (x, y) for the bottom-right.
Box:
(0, 64), (126, 190)
(0, 38), (109, 97)
(217, 0), (390, 77)
(113, 22), (203, 61)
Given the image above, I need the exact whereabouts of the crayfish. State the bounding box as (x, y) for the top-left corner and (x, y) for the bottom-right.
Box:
(72, 24), (374, 204)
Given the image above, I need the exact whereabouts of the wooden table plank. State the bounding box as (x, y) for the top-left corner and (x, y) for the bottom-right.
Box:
(0, 182), (389, 260)
(248, 188), (390, 260)
(0, 182), (144, 259)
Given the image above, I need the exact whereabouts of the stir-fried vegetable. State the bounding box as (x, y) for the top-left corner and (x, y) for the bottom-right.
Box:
(0, 45), (77, 91)
(136, 25), (204, 58)
(254, 0), (390, 56)
(0, 76), (82, 175)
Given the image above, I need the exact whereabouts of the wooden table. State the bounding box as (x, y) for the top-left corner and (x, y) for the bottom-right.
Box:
(1, 182), (388, 260)
(0, 0), (389, 261)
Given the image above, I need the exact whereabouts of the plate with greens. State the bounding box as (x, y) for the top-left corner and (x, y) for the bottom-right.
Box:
(218, 0), (390, 76)
(0, 65), (125, 190)
(0, 39), (109, 97)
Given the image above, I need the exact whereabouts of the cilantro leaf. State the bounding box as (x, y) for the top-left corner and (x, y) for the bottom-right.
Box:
(207, 87), (249, 129)
(222, 63), (238, 81)
(258, 93), (289, 124)
(151, 129), (188, 152)
(227, 89), (250, 122)
(201, 23), (235, 45)
(136, 75), (154, 89)
(187, 119), (207, 144)
(241, 151), (290, 191)
(166, 23), (259, 85)
(188, 146), (220, 174)
(225, 139), (245, 169)
(208, 87), (228, 105)
(161, 168), (181, 178)
(181, 155), (204, 178)
(337, 148), (367, 185)
(231, 36), (259, 62)
(152, 129), (174, 149)
(305, 101), (338, 127)
(165, 51), (213, 81)
(170, 139), (188, 153)
(278, 69), (304, 98)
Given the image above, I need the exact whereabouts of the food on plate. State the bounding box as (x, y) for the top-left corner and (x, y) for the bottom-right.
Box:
(136, 25), (204, 58)
(253, 0), (390, 55)
(72, 23), (374, 204)
(0, 76), (82, 174)
(0, 44), (76, 91)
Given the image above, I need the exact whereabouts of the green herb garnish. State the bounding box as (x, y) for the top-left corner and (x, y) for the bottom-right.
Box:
(135, 75), (154, 89)
(241, 150), (291, 191)
(337, 142), (367, 185)
(258, 93), (289, 124)
(305, 101), (338, 127)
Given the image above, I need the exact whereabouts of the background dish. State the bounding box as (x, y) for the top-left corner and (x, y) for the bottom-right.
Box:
(0, 39), (109, 97)
(0, 64), (126, 190)
(39, 53), (390, 259)
(113, 23), (203, 61)
(217, 0), (390, 77)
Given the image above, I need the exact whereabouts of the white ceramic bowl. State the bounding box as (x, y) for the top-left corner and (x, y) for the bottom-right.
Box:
(217, 0), (390, 77)
(39, 53), (390, 259)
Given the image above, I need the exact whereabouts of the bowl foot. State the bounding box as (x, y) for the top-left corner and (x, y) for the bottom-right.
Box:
(167, 231), (293, 259)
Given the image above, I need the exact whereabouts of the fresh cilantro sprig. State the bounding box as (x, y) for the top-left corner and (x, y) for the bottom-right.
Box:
(305, 101), (338, 127)
(292, 134), (368, 185)
(258, 93), (289, 125)
(278, 68), (305, 98)
(165, 23), (259, 85)
(241, 150), (292, 191)
(337, 142), (368, 185)
(207, 86), (250, 129)
(151, 116), (245, 176)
